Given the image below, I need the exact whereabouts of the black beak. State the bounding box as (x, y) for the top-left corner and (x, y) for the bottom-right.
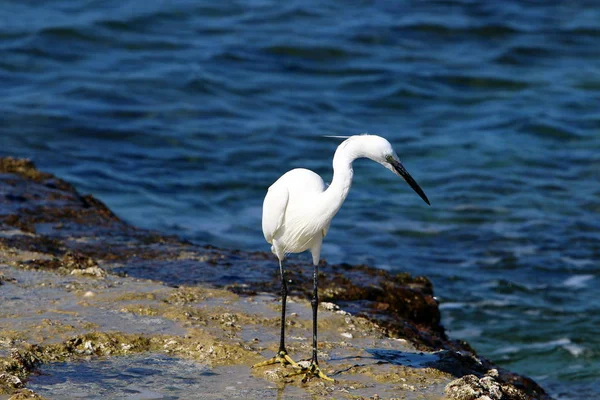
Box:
(388, 157), (430, 205)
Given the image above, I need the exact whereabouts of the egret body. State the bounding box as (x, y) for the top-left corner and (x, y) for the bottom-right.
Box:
(254, 134), (430, 381)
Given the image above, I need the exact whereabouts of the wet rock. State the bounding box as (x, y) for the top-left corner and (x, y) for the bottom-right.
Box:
(0, 158), (551, 400)
(165, 286), (207, 305)
(0, 272), (16, 285)
(57, 333), (153, 358)
(15, 252), (106, 277)
(320, 301), (340, 311)
(0, 373), (23, 390)
(69, 266), (106, 278)
(0, 348), (41, 395)
(62, 251), (99, 270)
(446, 375), (493, 400)
(0, 158), (53, 184)
(8, 388), (47, 400)
(445, 372), (529, 400)
(261, 368), (287, 382)
(9, 349), (39, 374)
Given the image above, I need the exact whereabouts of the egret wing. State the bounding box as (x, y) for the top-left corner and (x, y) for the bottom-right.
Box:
(262, 184), (289, 243)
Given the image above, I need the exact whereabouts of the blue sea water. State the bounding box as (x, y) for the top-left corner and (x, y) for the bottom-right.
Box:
(1, 1), (599, 398)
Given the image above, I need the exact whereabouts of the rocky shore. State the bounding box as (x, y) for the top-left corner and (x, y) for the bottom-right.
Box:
(0, 158), (550, 399)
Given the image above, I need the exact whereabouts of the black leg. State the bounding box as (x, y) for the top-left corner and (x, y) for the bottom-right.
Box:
(311, 262), (319, 364)
(252, 259), (299, 369)
(297, 262), (333, 382)
(284, 260), (333, 382)
(278, 260), (288, 353)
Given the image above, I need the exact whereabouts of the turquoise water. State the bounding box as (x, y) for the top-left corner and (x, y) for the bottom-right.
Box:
(1, 1), (599, 398)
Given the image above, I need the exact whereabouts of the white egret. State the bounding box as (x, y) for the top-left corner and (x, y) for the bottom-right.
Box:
(253, 134), (430, 382)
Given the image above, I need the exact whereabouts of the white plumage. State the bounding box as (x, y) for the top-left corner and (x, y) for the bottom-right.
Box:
(262, 168), (327, 262)
(262, 134), (429, 264)
(254, 134), (429, 381)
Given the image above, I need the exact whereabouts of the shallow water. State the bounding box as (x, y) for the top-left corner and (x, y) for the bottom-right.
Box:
(28, 355), (306, 399)
(1, 1), (599, 398)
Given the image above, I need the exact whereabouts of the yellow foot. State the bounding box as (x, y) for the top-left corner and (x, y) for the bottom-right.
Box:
(287, 362), (335, 383)
(252, 350), (300, 369)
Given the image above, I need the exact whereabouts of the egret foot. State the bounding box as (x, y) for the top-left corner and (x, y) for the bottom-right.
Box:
(253, 350), (300, 369)
(287, 362), (335, 383)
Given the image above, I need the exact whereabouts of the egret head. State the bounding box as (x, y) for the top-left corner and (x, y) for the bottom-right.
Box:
(332, 134), (430, 205)
(357, 135), (430, 206)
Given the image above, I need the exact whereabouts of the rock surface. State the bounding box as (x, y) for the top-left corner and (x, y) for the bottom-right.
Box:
(0, 157), (551, 399)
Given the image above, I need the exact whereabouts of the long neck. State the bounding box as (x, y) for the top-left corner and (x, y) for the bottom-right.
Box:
(320, 139), (362, 220)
